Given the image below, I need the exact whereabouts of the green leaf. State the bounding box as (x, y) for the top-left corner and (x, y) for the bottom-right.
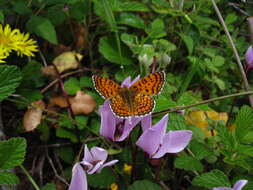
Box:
(69, 1), (88, 21)
(118, 2), (149, 12)
(80, 76), (93, 88)
(0, 65), (22, 102)
(146, 19), (166, 38)
(0, 10), (4, 23)
(235, 106), (253, 142)
(26, 15), (58, 44)
(20, 60), (45, 88)
(174, 155), (203, 171)
(41, 183), (56, 190)
(87, 168), (116, 188)
(127, 180), (163, 190)
(192, 169), (230, 188)
(216, 124), (237, 149)
(237, 144), (253, 157)
(46, 9), (66, 26)
(118, 13), (145, 29)
(189, 140), (212, 160)
(56, 147), (74, 164)
(56, 128), (78, 142)
(12, 1), (32, 15)
(75, 115), (88, 130)
(99, 36), (133, 65)
(225, 13), (237, 25)
(64, 77), (80, 95)
(0, 172), (20, 185)
(180, 34), (194, 55)
(0, 137), (26, 169)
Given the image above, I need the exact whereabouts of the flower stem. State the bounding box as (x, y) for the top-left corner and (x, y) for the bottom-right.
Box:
(153, 90), (253, 116)
(19, 164), (40, 190)
(211, 0), (253, 108)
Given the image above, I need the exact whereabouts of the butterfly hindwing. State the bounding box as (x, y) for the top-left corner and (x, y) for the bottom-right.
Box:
(132, 93), (154, 116)
(130, 71), (165, 96)
(92, 75), (121, 99)
(110, 94), (131, 117)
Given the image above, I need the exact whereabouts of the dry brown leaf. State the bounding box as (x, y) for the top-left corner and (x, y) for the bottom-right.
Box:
(53, 51), (83, 73)
(41, 65), (57, 77)
(23, 100), (45, 132)
(70, 90), (96, 115)
(49, 96), (68, 108)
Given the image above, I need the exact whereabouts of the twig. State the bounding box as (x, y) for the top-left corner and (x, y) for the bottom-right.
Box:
(159, 181), (171, 190)
(45, 149), (69, 186)
(53, 65), (81, 142)
(211, 0), (253, 108)
(153, 90), (253, 116)
(19, 165), (40, 190)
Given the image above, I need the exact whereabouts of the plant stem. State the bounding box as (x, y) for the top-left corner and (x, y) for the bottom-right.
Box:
(19, 165), (40, 190)
(211, 0), (253, 108)
(153, 90), (253, 116)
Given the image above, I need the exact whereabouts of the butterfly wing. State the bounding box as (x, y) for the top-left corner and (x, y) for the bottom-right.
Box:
(110, 95), (131, 118)
(92, 75), (121, 99)
(132, 93), (155, 116)
(130, 71), (165, 96)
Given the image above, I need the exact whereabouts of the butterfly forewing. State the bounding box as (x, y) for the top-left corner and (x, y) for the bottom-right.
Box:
(92, 75), (121, 99)
(130, 71), (165, 96)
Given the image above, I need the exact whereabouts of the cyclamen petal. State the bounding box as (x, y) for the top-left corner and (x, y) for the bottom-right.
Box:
(136, 114), (192, 159)
(233, 180), (248, 190)
(152, 130), (192, 158)
(89, 146), (108, 163)
(136, 114), (168, 156)
(68, 163), (87, 190)
(213, 179), (248, 190)
(245, 46), (253, 65)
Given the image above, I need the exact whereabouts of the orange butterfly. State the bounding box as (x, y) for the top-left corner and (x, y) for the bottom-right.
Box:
(92, 71), (166, 118)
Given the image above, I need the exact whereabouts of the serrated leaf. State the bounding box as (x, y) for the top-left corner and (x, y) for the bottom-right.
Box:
(127, 180), (163, 190)
(64, 77), (80, 95)
(87, 168), (116, 188)
(0, 65), (22, 102)
(0, 172), (20, 185)
(235, 106), (253, 142)
(0, 138), (26, 169)
(41, 183), (56, 190)
(216, 124), (237, 149)
(189, 140), (212, 160)
(174, 155), (203, 171)
(26, 15), (58, 44)
(192, 169), (230, 188)
(99, 36), (133, 65)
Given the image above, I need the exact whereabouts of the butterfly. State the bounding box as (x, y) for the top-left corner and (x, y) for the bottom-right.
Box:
(92, 71), (166, 118)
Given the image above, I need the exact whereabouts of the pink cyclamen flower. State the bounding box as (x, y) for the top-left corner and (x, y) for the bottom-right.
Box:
(99, 75), (145, 141)
(245, 46), (253, 71)
(136, 114), (192, 158)
(213, 180), (248, 190)
(81, 145), (118, 174)
(68, 145), (118, 190)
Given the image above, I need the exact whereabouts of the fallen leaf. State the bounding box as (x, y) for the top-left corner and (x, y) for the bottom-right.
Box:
(70, 90), (96, 115)
(53, 51), (83, 73)
(50, 96), (68, 108)
(23, 100), (45, 132)
(41, 65), (57, 77)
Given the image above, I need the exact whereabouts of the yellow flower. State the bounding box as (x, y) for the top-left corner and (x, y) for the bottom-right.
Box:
(110, 183), (118, 190)
(0, 24), (38, 62)
(123, 163), (132, 175)
(185, 110), (228, 136)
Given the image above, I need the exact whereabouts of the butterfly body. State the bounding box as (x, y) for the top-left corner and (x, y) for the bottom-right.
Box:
(92, 71), (165, 118)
